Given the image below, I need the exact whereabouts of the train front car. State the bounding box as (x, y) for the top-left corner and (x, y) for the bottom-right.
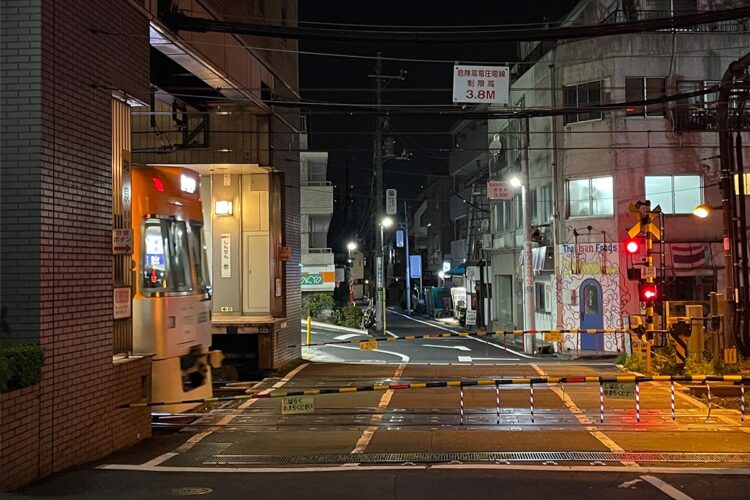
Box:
(132, 165), (214, 412)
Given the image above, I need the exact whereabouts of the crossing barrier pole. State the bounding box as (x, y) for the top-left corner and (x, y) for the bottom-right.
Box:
(741, 384), (746, 422)
(635, 381), (641, 423)
(495, 382), (501, 425)
(670, 380), (676, 421)
(529, 382), (535, 423)
(459, 386), (465, 426)
(706, 381), (713, 419)
(599, 382), (605, 423)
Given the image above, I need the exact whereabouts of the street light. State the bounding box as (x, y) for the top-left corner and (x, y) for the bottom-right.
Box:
(347, 241), (358, 251)
(692, 203), (721, 219)
(375, 216), (395, 332)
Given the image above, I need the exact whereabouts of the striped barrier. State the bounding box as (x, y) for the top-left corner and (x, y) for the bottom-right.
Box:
(119, 374), (750, 411)
(289, 328), (640, 349)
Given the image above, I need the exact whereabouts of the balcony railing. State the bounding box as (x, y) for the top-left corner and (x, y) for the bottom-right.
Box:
(672, 107), (750, 131)
(601, 9), (748, 33)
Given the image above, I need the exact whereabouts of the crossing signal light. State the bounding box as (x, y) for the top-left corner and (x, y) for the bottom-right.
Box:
(625, 238), (641, 254)
(639, 282), (658, 303)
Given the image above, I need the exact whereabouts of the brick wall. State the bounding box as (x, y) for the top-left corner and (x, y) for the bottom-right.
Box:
(0, 0), (152, 491)
(0, 386), (41, 491)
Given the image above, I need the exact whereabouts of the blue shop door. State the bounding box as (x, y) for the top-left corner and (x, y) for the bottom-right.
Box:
(580, 279), (603, 350)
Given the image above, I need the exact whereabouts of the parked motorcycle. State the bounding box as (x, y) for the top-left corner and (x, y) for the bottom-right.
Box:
(361, 300), (376, 329)
(456, 300), (467, 327)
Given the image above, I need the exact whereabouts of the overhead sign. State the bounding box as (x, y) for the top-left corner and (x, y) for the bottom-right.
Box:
(487, 180), (513, 200)
(453, 65), (509, 104)
(386, 189), (397, 215)
(121, 151), (132, 223)
(396, 229), (404, 248)
(221, 234), (231, 278)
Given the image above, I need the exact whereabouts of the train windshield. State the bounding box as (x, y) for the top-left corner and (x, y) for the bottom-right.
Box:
(141, 218), (194, 295)
(188, 221), (210, 293)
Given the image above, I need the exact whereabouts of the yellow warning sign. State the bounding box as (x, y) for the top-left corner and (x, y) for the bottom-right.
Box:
(281, 396), (315, 415)
(724, 347), (738, 365)
(544, 331), (563, 343)
(359, 339), (378, 351)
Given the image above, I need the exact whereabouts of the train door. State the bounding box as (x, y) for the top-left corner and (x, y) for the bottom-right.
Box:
(579, 278), (603, 350)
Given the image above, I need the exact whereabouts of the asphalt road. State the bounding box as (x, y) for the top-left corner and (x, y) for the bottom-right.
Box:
(304, 309), (543, 365)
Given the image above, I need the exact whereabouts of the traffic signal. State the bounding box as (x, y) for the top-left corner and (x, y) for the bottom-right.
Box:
(638, 282), (659, 303)
(625, 237), (642, 255)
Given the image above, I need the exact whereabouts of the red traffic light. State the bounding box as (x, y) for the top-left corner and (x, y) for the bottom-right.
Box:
(625, 238), (641, 254)
(639, 283), (658, 303)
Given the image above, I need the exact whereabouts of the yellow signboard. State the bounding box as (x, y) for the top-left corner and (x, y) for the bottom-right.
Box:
(359, 339), (378, 351)
(724, 347), (738, 365)
(603, 382), (636, 398)
(544, 331), (563, 343)
(281, 396), (315, 415)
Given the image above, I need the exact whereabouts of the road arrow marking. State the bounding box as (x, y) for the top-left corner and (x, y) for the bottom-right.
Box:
(423, 344), (471, 351)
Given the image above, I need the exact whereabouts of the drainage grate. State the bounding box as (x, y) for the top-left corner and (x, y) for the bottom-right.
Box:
(204, 451), (750, 466)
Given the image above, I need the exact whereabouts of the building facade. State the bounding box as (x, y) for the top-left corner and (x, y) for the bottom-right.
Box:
(300, 151), (335, 295)
(487, 0), (750, 352)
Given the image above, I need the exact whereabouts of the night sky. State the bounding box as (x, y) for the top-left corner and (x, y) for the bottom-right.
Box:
(298, 0), (579, 249)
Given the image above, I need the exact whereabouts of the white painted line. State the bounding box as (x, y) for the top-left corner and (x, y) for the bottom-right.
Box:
(140, 452), (179, 467)
(98, 462), (750, 476)
(172, 363), (309, 454)
(385, 330), (399, 338)
(388, 310), (532, 359)
(530, 363), (637, 467)
(472, 357), (520, 361)
(423, 344), (471, 351)
(618, 478), (643, 489)
(641, 475), (694, 500)
(334, 333), (364, 341)
(351, 363), (407, 454)
(328, 344), (410, 363)
(458, 356), (473, 363)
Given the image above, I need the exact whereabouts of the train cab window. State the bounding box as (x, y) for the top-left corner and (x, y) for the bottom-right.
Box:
(188, 222), (210, 292)
(143, 220), (168, 292)
(141, 218), (194, 295)
(168, 220), (193, 292)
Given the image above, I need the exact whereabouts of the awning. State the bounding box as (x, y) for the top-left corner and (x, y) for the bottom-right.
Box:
(445, 264), (466, 277)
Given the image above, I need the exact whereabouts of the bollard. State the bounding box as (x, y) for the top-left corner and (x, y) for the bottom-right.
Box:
(599, 382), (605, 423)
(741, 384), (746, 422)
(529, 383), (535, 423)
(635, 381), (641, 423)
(495, 382), (501, 425)
(670, 380), (676, 421)
(306, 316), (312, 346)
(459, 386), (465, 426)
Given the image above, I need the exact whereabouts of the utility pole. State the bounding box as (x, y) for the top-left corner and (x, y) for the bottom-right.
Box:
(521, 116), (536, 354)
(369, 53), (405, 334)
(404, 201), (411, 314)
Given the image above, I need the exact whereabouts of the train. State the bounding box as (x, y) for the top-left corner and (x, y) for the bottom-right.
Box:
(131, 164), (220, 412)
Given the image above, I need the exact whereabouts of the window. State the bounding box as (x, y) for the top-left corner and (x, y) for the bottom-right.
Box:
(563, 81), (603, 124)
(535, 282), (551, 313)
(529, 188), (538, 223)
(568, 176), (614, 217)
(497, 275), (513, 321)
(515, 194), (523, 228)
(539, 184), (553, 223)
(626, 77), (666, 117)
(492, 200), (512, 233)
(141, 218), (194, 295)
(645, 175), (701, 214)
(188, 222), (210, 292)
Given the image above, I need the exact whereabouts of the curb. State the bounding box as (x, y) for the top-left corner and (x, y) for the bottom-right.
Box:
(301, 319), (368, 335)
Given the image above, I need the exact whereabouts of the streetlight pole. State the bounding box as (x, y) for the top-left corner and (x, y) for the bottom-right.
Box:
(404, 201), (412, 315)
(372, 53), (385, 334)
(519, 117), (536, 355)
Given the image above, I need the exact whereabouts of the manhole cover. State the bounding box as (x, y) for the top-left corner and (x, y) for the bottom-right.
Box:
(167, 487), (213, 496)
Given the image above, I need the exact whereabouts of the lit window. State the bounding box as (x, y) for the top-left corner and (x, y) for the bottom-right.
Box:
(568, 176), (614, 217)
(645, 175), (702, 214)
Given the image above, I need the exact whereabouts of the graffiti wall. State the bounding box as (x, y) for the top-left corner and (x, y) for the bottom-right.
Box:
(557, 243), (632, 352)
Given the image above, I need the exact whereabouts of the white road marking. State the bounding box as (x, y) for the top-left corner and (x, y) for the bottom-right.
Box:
(530, 363), (637, 467)
(641, 475), (694, 500)
(423, 344), (471, 351)
(329, 344), (410, 363)
(334, 333), (364, 340)
(351, 363), (407, 455)
(385, 330), (399, 338)
(388, 310), (532, 359)
(175, 363), (309, 453)
(458, 356), (473, 363)
(618, 478), (643, 489)
(98, 463), (750, 475)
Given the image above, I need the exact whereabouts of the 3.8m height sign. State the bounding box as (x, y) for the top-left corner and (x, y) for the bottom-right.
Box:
(452, 65), (509, 104)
